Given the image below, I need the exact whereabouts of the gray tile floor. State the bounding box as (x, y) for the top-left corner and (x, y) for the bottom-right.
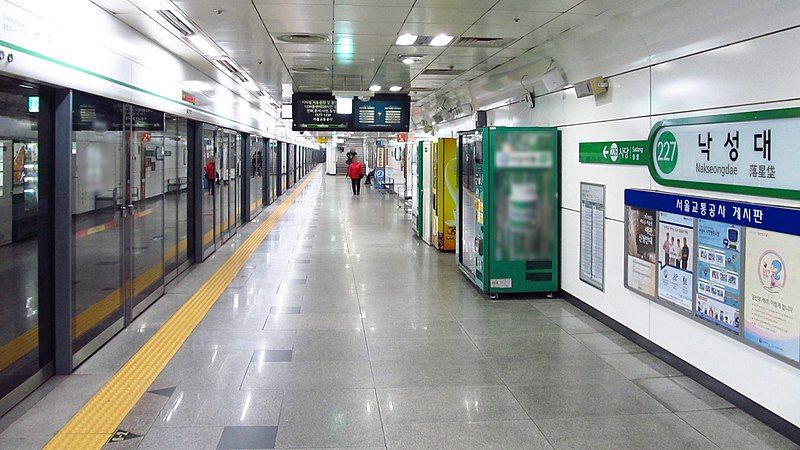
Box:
(2, 173), (798, 449)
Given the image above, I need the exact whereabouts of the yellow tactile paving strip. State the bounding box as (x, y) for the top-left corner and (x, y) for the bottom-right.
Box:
(44, 168), (319, 449)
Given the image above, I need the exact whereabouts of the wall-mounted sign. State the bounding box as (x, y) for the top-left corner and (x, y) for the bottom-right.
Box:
(376, 146), (386, 168)
(649, 107), (800, 200)
(579, 140), (647, 165)
(580, 183), (605, 291)
(292, 93), (410, 132)
(625, 189), (800, 367)
(181, 91), (196, 105)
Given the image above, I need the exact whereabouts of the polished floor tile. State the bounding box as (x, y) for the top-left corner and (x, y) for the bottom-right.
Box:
(600, 352), (683, 380)
(536, 413), (717, 449)
(509, 378), (668, 419)
(154, 389), (283, 427)
(384, 420), (552, 449)
(377, 386), (528, 424)
(217, 425), (277, 449)
(240, 360), (374, 389)
(275, 389), (385, 448)
(678, 409), (799, 449)
(635, 376), (734, 412)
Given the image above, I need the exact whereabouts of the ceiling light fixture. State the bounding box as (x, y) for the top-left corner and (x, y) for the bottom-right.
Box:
(389, 86), (402, 92)
(186, 34), (221, 57)
(400, 55), (423, 64)
(369, 85), (381, 92)
(429, 34), (454, 47)
(395, 34), (418, 46)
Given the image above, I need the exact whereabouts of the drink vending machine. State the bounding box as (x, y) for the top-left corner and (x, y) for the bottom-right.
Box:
(456, 127), (559, 296)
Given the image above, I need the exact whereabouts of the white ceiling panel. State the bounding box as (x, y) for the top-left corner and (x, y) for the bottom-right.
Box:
(465, 11), (560, 38)
(252, 3), (333, 22)
(508, 12), (594, 49)
(264, 20), (332, 34)
(405, 7), (488, 24)
(333, 5), (411, 22)
(255, 0), (332, 4)
(414, 0), (497, 8)
(569, 0), (628, 16)
(493, 0), (584, 13)
(335, 0), (414, 5)
(439, 46), (500, 58)
(334, 20), (402, 35)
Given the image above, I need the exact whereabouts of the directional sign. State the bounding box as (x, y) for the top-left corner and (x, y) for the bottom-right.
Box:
(579, 140), (648, 165)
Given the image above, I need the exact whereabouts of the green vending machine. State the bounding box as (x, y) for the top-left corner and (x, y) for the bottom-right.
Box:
(456, 127), (559, 296)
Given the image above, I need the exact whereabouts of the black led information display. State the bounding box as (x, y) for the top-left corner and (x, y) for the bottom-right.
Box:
(292, 93), (410, 132)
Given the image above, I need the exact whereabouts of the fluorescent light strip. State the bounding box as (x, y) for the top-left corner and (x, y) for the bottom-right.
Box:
(429, 34), (454, 47)
(395, 34), (418, 46)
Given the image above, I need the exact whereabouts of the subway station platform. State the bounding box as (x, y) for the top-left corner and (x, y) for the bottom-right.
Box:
(0, 171), (795, 449)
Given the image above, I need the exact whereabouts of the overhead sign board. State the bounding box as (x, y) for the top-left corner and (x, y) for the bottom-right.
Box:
(579, 140), (647, 165)
(292, 93), (410, 132)
(648, 107), (800, 200)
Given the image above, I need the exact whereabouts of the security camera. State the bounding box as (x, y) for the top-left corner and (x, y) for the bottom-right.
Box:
(358, 95), (371, 102)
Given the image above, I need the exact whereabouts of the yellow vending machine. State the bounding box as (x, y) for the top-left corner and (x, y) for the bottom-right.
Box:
(431, 138), (458, 251)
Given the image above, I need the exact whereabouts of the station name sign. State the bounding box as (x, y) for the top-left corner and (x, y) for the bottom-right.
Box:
(648, 107), (800, 200)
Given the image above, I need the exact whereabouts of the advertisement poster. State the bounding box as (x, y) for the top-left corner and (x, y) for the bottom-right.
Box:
(657, 212), (695, 311)
(625, 206), (657, 298)
(744, 228), (800, 362)
(695, 220), (743, 334)
(580, 183), (605, 290)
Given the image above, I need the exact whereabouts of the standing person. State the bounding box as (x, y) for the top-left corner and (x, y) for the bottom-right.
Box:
(662, 232), (670, 268)
(347, 155), (364, 196)
(204, 156), (216, 195)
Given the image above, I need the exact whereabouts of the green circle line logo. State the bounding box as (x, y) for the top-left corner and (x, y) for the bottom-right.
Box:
(655, 130), (678, 174)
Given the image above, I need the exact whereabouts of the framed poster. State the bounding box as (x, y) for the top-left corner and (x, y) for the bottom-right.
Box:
(580, 183), (605, 290)
(695, 220), (743, 335)
(744, 228), (800, 363)
(624, 205), (658, 299)
(656, 212), (695, 313)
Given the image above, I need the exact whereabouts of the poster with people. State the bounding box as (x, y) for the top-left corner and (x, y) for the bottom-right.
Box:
(657, 212), (695, 311)
(625, 206), (657, 298)
(695, 220), (742, 334)
(744, 228), (800, 363)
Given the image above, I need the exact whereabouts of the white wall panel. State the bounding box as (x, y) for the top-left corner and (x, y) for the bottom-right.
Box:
(650, 301), (800, 426)
(561, 211), (651, 336)
(558, 117), (652, 218)
(652, 27), (800, 115)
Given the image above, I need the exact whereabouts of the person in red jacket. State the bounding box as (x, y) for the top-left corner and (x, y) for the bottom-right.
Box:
(204, 156), (216, 194)
(347, 156), (364, 195)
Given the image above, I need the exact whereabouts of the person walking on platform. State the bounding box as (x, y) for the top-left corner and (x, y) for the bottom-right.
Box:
(347, 155), (364, 196)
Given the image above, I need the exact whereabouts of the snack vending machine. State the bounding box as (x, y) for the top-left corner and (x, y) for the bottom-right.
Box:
(431, 138), (458, 251)
(456, 127), (559, 296)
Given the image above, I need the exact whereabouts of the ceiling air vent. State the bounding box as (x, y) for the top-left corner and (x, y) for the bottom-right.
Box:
(421, 68), (466, 76)
(291, 66), (331, 73)
(215, 57), (249, 83)
(276, 33), (330, 44)
(453, 36), (514, 48)
(156, 10), (195, 36)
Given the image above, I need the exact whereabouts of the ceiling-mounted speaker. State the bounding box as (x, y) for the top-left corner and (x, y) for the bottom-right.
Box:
(541, 68), (567, 93)
(476, 110), (487, 128)
(522, 89), (535, 109)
